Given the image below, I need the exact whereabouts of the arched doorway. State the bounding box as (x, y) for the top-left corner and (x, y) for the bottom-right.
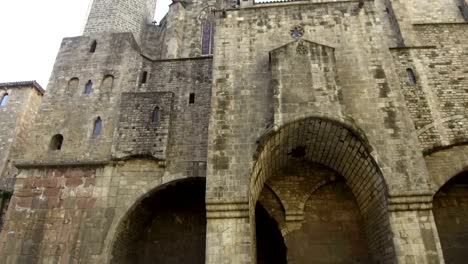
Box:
(110, 178), (206, 264)
(256, 163), (371, 263)
(433, 171), (468, 264)
(250, 117), (393, 263)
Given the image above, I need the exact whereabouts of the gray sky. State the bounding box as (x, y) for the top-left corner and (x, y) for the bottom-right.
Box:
(0, 0), (170, 88)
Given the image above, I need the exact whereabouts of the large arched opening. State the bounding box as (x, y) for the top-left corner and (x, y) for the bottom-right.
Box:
(110, 177), (206, 264)
(433, 171), (468, 264)
(250, 117), (394, 263)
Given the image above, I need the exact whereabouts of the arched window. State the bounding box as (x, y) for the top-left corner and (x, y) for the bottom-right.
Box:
(49, 134), (64, 150)
(84, 80), (93, 94)
(406, 68), (417, 85)
(0, 93), (8, 107)
(90, 40), (97, 53)
(201, 20), (214, 55)
(141, 71), (148, 85)
(93, 117), (102, 137)
(68, 78), (79, 91)
(152, 107), (161, 124)
(102, 75), (114, 90)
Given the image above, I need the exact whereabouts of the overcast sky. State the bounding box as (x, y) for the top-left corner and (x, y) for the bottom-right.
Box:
(0, 0), (170, 88)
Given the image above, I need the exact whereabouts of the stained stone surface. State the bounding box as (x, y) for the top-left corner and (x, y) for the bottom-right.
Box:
(0, 0), (467, 263)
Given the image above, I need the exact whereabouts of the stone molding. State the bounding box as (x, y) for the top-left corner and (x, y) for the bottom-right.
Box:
(206, 201), (249, 219)
(388, 194), (433, 212)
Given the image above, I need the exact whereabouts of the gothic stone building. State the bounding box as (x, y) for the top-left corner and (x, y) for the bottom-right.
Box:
(0, 0), (467, 263)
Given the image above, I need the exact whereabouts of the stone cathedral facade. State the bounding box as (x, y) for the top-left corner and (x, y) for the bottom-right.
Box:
(0, 0), (468, 263)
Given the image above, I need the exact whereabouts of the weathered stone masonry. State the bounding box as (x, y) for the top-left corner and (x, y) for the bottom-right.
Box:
(0, 0), (467, 263)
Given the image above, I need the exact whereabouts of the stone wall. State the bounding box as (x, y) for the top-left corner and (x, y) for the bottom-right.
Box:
(391, 23), (468, 152)
(1, 0), (468, 263)
(0, 82), (43, 189)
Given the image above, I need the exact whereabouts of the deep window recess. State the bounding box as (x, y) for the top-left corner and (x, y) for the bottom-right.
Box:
(49, 134), (64, 150)
(0, 93), (8, 107)
(93, 117), (102, 137)
(406, 68), (417, 85)
(90, 40), (97, 53)
(152, 107), (161, 124)
(189, 93), (195, 104)
(84, 80), (93, 94)
(141, 71), (148, 84)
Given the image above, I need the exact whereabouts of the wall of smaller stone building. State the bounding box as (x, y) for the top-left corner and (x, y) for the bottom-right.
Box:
(0, 88), (41, 186)
(2, 89), (43, 185)
(0, 88), (28, 179)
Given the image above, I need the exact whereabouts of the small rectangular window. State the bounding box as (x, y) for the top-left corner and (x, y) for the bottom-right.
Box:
(189, 93), (195, 104)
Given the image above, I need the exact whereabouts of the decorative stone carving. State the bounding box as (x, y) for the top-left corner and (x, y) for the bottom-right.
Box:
(290, 25), (304, 39)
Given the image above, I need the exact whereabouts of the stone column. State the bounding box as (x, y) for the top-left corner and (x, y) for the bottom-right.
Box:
(206, 202), (251, 264)
(388, 195), (445, 264)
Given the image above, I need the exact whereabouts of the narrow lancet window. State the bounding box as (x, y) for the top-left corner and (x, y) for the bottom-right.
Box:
(189, 93), (195, 104)
(90, 40), (97, 53)
(152, 107), (161, 124)
(201, 21), (214, 55)
(406, 68), (417, 85)
(93, 117), (102, 137)
(141, 71), (148, 84)
(49, 134), (64, 150)
(84, 80), (93, 94)
(0, 93), (8, 107)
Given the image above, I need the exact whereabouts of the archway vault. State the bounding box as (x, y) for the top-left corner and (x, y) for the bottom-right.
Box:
(249, 116), (394, 263)
(109, 177), (206, 264)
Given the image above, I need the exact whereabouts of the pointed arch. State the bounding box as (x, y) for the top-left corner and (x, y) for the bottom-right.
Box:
(249, 116), (394, 263)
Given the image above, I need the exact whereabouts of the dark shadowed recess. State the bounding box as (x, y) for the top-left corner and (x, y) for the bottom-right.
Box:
(256, 203), (287, 264)
(110, 178), (206, 264)
(433, 171), (468, 264)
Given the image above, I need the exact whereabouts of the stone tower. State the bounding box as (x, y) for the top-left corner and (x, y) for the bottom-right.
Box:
(0, 0), (467, 263)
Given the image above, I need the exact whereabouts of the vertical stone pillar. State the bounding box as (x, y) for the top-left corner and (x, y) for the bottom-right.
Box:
(388, 195), (445, 263)
(206, 202), (251, 264)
